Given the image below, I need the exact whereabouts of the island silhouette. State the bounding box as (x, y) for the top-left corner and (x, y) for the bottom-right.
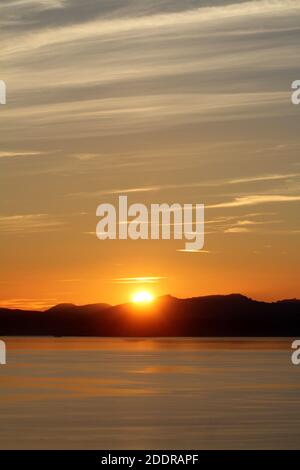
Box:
(1, 294), (300, 337)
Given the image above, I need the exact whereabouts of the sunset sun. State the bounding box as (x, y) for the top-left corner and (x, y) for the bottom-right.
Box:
(132, 291), (154, 304)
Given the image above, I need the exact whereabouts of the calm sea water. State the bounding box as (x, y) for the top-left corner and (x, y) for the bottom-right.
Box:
(0, 337), (299, 449)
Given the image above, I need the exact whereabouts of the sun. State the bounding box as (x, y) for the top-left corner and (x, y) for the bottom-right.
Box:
(132, 291), (154, 304)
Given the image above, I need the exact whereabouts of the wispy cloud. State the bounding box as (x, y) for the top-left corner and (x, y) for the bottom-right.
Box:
(70, 172), (300, 198)
(0, 214), (65, 233)
(224, 227), (252, 233)
(0, 0), (65, 9)
(71, 186), (160, 198)
(3, 1), (300, 57)
(0, 151), (45, 159)
(228, 173), (299, 185)
(1, 0), (299, 141)
(110, 276), (167, 284)
(208, 194), (300, 209)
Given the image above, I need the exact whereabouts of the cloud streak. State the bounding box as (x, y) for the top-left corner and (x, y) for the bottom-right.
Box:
(110, 277), (167, 284)
(208, 194), (300, 209)
(0, 214), (65, 233)
(1, 0), (299, 142)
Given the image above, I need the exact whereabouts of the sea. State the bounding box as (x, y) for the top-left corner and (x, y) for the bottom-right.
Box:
(0, 337), (299, 449)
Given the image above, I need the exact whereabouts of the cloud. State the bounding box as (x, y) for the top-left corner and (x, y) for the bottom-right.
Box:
(70, 172), (300, 198)
(110, 276), (167, 284)
(0, 214), (65, 233)
(208, 194), (300, 209)
(0, 151), (45, 159)
(72, 186), (161, 198)
(236, 220), (259, 225)
(224, 227), (252, 233)
(2, 1), (300, 57)
(204, 213), (282, 234)
(0, 92), (290, 141)
(1, 0), (299, 141)
(228, 173), (299, 185)
(1, 0), (64, 7)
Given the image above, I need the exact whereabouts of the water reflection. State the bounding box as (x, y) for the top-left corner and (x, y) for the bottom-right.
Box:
(0, 338), (299, 449)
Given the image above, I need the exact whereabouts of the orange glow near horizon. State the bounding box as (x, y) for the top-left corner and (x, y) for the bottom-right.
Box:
(132, 291), (154, 304)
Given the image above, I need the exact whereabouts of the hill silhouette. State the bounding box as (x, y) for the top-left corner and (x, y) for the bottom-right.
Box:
(0, 294), (299, 337)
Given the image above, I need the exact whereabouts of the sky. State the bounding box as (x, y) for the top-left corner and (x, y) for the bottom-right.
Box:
(0, 0), (300, 308)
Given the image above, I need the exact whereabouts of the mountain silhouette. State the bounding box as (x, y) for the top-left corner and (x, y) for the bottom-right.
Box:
(0, 294), (299, 337)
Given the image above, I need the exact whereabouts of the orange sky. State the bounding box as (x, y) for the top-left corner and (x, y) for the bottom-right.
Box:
(0, 0), (300, 309)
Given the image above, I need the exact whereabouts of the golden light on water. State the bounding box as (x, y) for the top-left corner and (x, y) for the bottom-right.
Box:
(132, 291), (154, 304)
